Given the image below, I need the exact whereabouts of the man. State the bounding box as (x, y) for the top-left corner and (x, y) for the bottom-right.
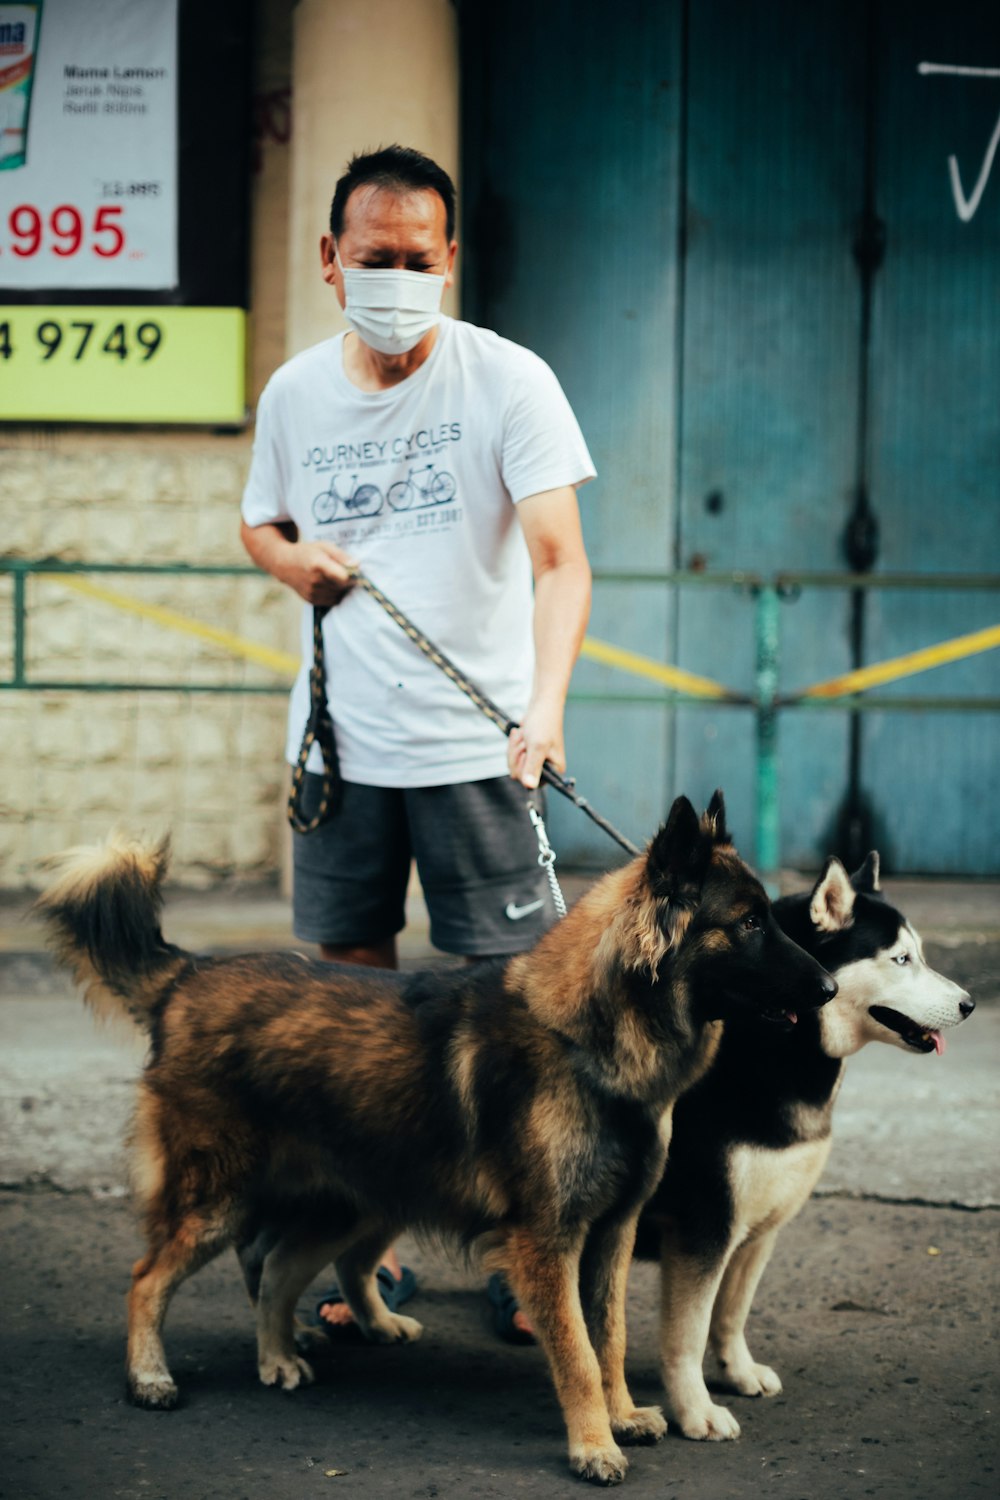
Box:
(241, 145), (593, 1339)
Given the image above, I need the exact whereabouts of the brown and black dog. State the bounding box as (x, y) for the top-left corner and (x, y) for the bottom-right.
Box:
(37, 792), (835, 1486)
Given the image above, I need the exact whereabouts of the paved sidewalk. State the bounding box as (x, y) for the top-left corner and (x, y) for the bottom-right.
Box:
(3, 866), (998, 958)
(1, 867), (997, 1499)
(1, 868), (998, 1205)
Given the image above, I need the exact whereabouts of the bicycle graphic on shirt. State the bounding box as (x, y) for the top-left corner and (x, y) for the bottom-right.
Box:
(312, 473), (384, 524)
(387, 463), (457, 511)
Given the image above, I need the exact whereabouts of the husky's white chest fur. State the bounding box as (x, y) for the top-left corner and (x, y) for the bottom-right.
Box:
(727, 1136), (833, 1245)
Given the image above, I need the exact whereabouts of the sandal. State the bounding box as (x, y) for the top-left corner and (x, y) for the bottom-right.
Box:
(487, 1272), (536, 1345)
(315, 1264), (417, 1333)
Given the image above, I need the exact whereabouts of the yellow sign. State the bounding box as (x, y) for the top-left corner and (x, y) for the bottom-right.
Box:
(0, 305), (245, 423)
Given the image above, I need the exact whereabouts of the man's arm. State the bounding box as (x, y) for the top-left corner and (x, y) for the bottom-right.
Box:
(239, 519), (356, 607)
(509, 485), (592, 789)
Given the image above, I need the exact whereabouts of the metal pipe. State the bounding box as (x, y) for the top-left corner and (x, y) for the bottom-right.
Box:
(754, 585), (781, 883)
(13, 569), (25, 688)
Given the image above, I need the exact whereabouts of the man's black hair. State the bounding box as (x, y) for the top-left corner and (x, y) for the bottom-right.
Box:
(330, 145), (456, 242)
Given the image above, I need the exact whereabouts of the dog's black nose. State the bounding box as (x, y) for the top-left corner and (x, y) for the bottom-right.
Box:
(819, 972), (838, 1000)
(960, 995), (975, 1018)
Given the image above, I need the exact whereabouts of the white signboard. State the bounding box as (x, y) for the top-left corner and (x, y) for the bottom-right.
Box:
(0, 0), (177, 290)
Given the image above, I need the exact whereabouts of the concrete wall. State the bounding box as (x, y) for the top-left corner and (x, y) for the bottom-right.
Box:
(1, 0), (458, 889)
(0, 434), (291, 886)
(287, 0), (460, 355)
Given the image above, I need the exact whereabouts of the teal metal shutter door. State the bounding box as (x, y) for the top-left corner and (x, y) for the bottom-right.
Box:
(461, 0), (999, 872)
(861, 0), (1000, 873)
(461, 0), (685, 862)
(674, 0), (866, 865)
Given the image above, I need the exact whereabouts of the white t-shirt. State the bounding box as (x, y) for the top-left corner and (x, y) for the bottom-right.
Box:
(242, 316), (595, 787)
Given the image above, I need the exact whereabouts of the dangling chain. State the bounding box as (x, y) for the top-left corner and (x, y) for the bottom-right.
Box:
(527, 800), (567, 920)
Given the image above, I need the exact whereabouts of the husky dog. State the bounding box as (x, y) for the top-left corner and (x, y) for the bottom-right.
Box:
(637, 852), (973, 1441)
(36, 794), (834, 1486)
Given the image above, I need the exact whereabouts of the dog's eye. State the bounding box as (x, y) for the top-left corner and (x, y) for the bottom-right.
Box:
(741, 913), (761, 932)
(893, 952), (910, 966)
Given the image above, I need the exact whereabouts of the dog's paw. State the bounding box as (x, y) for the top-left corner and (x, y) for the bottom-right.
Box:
(570, 1442), (629, 1486)
(719, 1360), (782, 1398)
(673, 1400), (741, 1441)
(293, 1318), (330, 1354)
(368, 1311), (423, 1345)
(128, 1372), (179, 1410)
(258, 1352), (315, 1391)
(612, 1405), (667, 1446)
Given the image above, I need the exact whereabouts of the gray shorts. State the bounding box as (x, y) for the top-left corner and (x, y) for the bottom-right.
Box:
(292, 772), (557, 957)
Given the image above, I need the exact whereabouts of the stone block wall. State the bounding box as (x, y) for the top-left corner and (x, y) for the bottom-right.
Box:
(1, 433), (298, 889)
(1, 0), (297, 892)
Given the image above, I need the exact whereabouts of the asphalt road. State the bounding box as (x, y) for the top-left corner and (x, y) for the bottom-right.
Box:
(1, 877), (997, 1499)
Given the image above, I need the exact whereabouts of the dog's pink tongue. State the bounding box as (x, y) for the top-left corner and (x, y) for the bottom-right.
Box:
(932, 1031), (946, 1056)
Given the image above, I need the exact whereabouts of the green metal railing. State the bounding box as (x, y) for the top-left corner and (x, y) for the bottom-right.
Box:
(3, 559), (998, 871)
(0, 561), (287, 694)
(584, 570), (999, 871)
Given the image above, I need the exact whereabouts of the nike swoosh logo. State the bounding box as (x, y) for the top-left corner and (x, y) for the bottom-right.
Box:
(505, 898), (545, 922)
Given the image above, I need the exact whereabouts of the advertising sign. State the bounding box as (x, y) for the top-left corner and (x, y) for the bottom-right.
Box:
(0, 0), (178, 290)
(0, 0), (249, 425)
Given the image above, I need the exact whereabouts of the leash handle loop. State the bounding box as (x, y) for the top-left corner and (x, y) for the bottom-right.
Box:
(287, 605), (342, 834)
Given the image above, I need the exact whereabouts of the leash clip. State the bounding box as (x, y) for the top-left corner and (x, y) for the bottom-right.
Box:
(527, 800), (554, 866)
(527, 799), (566, 918)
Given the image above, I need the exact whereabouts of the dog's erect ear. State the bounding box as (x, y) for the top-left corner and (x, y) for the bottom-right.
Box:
(641, 796), (711, 962)
(850, 850), (881, 894)
(701, 789), (730, 845)
(647, 796), (710, 901)
(809, 856), (856, 933)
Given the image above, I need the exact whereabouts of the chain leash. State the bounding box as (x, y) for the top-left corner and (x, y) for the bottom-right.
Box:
(287, 568), (641, 864)
(347, 567), (641, 857)
(350, 568), (513, 736)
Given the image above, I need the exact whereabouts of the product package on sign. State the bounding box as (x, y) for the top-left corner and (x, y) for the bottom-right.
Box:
(0, 0), (178, 290)
(0, 3), (41, 171)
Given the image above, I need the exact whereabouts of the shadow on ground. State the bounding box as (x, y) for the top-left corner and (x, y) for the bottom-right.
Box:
(1, 1193), (997, 1500)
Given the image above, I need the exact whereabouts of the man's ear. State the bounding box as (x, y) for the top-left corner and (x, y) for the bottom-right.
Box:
(443, 238), (458, 291)
(809, 856), (856, 933)
(320, 233), (338, 288)
(850, 850), (881, 894)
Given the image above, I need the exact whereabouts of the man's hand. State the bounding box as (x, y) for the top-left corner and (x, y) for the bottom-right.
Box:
(276, 540), (357, 606)
(240, 521), (356, 607)
(508, 696), (566, 790)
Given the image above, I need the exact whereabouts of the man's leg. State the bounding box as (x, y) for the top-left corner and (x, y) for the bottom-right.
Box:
(292, 775), (410, 959)
(408, 775), (559, 1341)
(315, 934), (407, 1326)
(292, 774), (413, 1330)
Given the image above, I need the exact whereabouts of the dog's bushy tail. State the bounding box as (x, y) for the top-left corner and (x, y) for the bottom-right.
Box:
(34, 832), (187, 1030)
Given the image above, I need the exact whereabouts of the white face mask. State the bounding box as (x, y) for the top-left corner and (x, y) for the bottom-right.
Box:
(335, 247), (445, 356)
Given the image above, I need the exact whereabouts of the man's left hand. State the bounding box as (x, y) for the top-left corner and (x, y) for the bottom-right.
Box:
(508, 699), (566, 790)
